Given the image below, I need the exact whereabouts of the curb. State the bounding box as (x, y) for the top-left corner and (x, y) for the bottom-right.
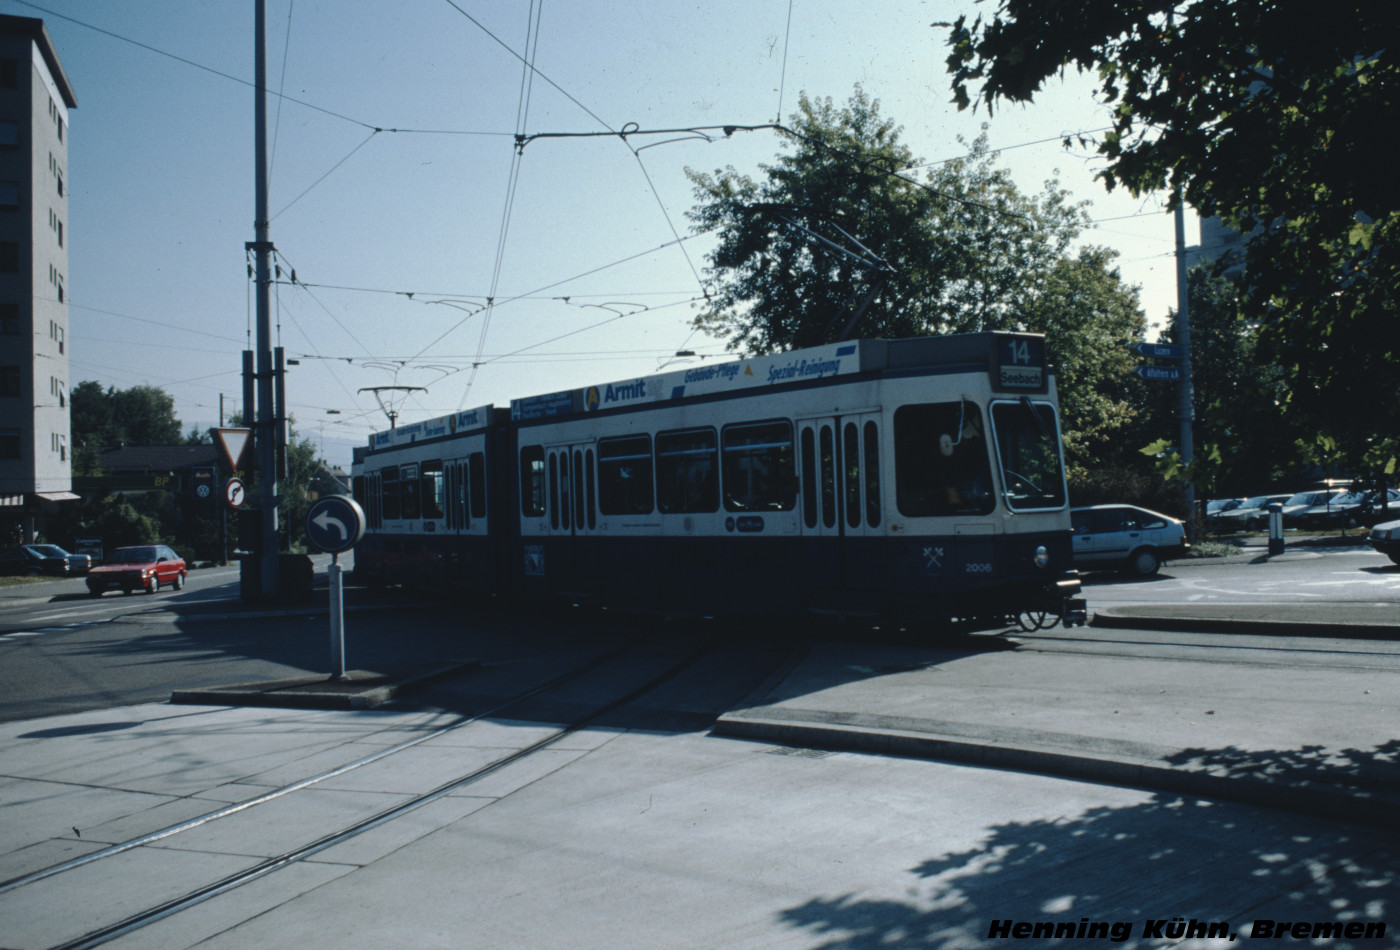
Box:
(170, 659), (478, 711)
(1090, 610), (1400, 640)
(713, 710), (1400, 832)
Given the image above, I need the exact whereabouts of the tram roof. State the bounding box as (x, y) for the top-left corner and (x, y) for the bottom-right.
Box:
(364, 331), (1047, 448)
(509, 331), (1048, 421)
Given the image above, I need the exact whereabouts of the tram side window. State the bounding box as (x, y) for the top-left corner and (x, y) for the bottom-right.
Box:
(469, 452), (487, 520)
(656, 428), (718, 513)
(520, 445), (546, 517)
(800, 428), (818, 528)
(722, 420), (795, 512)
(864, 420), (881, 527)
(352, 475), (365, 509)
(400, 464), (422, 520)
(421, 460), (444, 519)
(381, 468), (401, 520)
(598, 435), (654, 515)
(894, 402), (994, 517)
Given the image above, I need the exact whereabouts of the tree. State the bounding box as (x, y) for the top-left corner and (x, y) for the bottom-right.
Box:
(1018, 247), (1147, 480)
(685, 89), (1089, 354)
(686, 88), (1151, 478)
(71, 381), (184, 473)
(942, 0), (1400, 474)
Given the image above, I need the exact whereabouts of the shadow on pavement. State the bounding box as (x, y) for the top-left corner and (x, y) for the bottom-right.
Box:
(776, 776), (1396, 947)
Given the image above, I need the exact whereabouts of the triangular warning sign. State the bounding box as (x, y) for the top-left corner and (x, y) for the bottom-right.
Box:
(214, 428), (251, 472)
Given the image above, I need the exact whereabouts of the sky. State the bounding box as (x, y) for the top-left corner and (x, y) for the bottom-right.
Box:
(15, 0), (1197, 468)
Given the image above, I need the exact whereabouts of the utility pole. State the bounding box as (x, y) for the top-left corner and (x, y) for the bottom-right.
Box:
(248, 0), (280, 599)
(1174, 197), (1197, 527)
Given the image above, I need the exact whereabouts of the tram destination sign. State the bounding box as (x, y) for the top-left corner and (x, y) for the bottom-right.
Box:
(996, 335), (1045, 391)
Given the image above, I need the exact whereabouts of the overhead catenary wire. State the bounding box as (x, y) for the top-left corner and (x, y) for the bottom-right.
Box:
(454, 0), (546, 409)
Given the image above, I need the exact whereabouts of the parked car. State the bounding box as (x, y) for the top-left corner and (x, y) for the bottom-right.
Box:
(85, 545), (187, 596)
(1278, 489), (1349, 527)
(1210, 493), (1292, 532)
(1071, 505), (1191, 576)
(0, 544), (92, 577)
(1369, 518), (1400, 565)
(1291, 488), (1399, 531)
(1294, 491), (1370, 530)
(1359, 489), (1400, 527)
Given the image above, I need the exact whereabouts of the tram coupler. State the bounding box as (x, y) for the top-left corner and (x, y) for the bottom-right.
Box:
(1045, 572), (1086, 628)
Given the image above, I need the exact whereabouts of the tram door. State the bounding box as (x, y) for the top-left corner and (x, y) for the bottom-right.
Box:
(545, 442), (597, 590)
(797, 413), (883, 604)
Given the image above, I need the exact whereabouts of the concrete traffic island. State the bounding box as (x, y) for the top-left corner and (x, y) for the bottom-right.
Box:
(171, 660), (478, 710)
(715, 636), (1400, 831)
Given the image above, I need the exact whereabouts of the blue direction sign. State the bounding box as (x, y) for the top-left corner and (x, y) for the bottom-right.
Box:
(1130, 341), (1185, 360)
(1135, 365), (1183, 381)
(305, 495), (366, 554)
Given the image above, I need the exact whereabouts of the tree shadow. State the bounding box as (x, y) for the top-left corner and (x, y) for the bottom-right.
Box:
(777, 757), (1398, 948)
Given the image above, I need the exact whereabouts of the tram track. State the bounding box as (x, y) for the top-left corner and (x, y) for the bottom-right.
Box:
(10, 634), (720, 950)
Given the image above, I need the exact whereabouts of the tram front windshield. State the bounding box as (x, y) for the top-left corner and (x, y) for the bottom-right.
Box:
(991, 399), (1067, 510)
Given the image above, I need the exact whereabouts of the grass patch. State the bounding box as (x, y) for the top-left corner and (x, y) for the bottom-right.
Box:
(0, 575), (47, 588)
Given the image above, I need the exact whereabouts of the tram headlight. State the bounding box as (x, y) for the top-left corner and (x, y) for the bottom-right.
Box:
(1033, 545), (1050, 569)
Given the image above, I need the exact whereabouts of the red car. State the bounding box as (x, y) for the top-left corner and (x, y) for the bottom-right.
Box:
(86, 545), (187, 596)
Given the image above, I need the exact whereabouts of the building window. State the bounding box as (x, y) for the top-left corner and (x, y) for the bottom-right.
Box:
(0, 121), (16, 148)
(56, 171), (63, 197)
(0, 243), (17, 272)
(0, 58), (17, 89)
(0, 429), (20, 459)
(0, 182), (17, 210)
(0, 365), (19, 397)
(0, 304), (17, 335)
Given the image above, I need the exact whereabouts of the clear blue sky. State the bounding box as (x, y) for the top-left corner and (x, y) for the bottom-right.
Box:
(14, 0), (1193, 467)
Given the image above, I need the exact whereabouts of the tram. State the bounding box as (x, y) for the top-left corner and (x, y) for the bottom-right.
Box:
(350, 332), (1085, 631)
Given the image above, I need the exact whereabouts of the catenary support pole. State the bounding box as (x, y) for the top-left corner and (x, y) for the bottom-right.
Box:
(252, 0), (280, 598)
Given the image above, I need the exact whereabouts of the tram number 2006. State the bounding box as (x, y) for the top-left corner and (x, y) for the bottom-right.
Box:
(964, 563), (993, 574)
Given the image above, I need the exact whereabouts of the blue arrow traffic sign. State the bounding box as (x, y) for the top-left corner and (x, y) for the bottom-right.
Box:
(305, 495), (366, 554)
(1129, 341), (1185, 360)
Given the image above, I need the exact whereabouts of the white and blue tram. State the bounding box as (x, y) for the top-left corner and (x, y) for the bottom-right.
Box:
(350, 332), (1085, 631)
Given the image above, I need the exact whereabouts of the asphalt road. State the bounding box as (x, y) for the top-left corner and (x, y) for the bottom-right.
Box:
(0, 544), (1394, 725)
(3, 547), (1398, 948)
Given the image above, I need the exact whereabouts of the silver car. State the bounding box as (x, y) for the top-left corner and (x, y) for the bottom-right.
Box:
(1071, 505), (1191, 576)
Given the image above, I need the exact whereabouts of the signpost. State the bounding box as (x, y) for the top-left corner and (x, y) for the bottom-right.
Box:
(213, 428), (251, 472)
(305, 496), (366, 680)
(1129, 341), (1185, 361)
(1134, 365), (1183, 381)
(224, 477), (246, 509)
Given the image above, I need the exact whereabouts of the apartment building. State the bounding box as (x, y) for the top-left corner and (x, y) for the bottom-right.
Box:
(0, 15), (76, 543)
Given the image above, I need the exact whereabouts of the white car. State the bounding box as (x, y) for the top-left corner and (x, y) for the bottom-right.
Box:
(1071, 505), (1191, 576)
(1368, 518), (1400, 566)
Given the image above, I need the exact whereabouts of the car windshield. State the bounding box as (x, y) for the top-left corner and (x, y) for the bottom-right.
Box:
(31, 545), (67, 557)
(1283, 492), (1321, 506)
(110, 547), (158, 564)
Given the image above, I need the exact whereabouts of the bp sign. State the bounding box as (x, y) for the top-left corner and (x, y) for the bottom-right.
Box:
(305, 495), (366, 554)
